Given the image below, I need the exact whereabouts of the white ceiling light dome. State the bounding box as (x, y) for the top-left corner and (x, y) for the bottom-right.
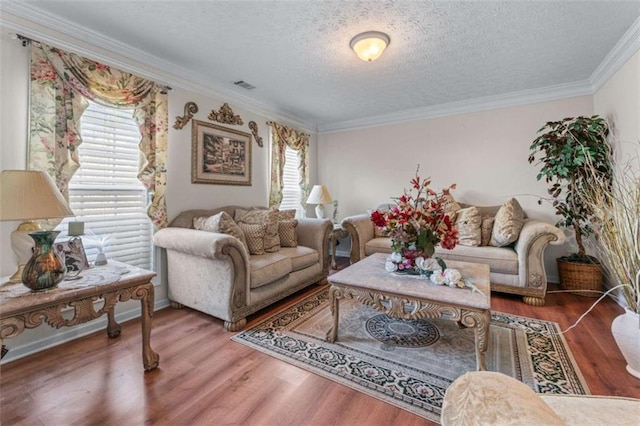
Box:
(350, 31), (390, 62)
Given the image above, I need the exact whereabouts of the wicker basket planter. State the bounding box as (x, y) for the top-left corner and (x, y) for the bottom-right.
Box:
(557, 258), (603, 297)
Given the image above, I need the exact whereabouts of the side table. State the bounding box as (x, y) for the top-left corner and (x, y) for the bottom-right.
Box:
(330, 224), (349, 270)
(0, 260), (159, 371)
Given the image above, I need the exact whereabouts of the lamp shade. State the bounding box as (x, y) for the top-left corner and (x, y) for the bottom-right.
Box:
(0, 170), (74, 221)
(306, 185), (333, 205)
(350, 31), (390, 62)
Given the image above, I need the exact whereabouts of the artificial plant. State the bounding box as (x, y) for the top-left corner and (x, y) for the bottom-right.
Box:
(528, 115), (613, 262)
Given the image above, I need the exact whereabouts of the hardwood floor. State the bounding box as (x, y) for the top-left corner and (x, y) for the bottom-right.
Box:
(2, 258), (639, 425)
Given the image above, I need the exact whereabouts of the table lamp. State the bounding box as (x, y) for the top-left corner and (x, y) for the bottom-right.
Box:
(306, 185), (333, 219)
(0, 170), (74, 290)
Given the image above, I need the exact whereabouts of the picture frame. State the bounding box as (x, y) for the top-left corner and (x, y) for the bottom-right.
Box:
(55, 237), (89, 273)
(191, 120), (252, 185)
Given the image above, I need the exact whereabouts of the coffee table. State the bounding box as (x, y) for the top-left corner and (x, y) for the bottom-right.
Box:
(326, 253), (491, 371)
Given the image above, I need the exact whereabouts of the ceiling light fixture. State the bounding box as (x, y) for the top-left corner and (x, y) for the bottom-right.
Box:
(350, 31), (390, 62)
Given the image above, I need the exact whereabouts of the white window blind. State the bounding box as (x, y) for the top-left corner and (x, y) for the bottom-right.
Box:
(279, 146), (304, 217)
(56, 102), (152, 269)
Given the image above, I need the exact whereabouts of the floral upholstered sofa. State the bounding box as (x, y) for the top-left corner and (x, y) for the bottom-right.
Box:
(154, 206), (332, 331)
(342, 198), (565, 306)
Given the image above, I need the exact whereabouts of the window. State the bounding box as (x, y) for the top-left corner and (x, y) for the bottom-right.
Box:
(279, 146), (304, 217)
(56, 102), (153, 269)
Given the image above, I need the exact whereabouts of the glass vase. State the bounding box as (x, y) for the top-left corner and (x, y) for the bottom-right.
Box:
(22, 230), (66, 291)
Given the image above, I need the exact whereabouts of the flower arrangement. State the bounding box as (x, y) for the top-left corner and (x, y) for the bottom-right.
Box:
(371, 167), (458, 272)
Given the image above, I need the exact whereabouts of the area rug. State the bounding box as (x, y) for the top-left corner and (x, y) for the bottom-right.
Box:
(232, 288), (589, 422)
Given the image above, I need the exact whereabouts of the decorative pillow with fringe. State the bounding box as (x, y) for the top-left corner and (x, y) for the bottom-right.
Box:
(238, 223), (267, 255)
(491, 198), (524, 247)
(194, 211), (249, 255)
(279, 219), (298, 247)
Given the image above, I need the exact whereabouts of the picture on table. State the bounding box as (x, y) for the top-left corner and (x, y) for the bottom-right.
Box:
(55, 237), (89, 273)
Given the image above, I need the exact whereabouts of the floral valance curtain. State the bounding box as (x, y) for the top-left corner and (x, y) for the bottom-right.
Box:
(268, 122), (310, 209)
(29, 42), (168, 229)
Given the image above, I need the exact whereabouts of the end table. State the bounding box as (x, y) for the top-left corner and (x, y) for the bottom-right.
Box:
(0, 260), (159, 371)
(329, 224), (349, 270)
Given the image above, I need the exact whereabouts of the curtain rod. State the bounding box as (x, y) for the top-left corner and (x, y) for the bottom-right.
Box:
(266, 121), (311, 137)
(13, 33), (172, 92)
(14, 33), (36, 47)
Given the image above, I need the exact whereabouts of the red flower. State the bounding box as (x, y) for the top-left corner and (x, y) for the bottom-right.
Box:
(370, 210), (387, 228)
(369, 166), (458, 257)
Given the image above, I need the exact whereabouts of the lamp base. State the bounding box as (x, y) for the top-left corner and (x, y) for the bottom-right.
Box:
(8, 264), (25, 283)
(10, 222), (41, 283)
(315, 204), (328, 219)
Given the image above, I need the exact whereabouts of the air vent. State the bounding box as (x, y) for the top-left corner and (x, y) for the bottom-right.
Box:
(233, 80), (256, 90)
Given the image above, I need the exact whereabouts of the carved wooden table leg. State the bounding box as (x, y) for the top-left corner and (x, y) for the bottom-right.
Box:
(326, 285), (340, 342)
(466, 310), (490, 371)
(106, 308), (122, 338)
(139, 283), (159, 371)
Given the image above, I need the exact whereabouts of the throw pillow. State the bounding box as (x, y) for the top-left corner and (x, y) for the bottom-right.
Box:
(235, 207), (280, 252)
(278, 209), (296, 220)
(238, 223), (267, 255)
(193, 211), (248, 253)
(490, 198), (525, 247)
(442, 193), (462, 222)
(480, 216), (495, 246)
(455, 207), (482, 246)
(279, 219), (298, 247)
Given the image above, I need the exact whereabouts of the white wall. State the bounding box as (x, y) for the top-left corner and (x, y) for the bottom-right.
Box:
(594, 51), (640, 161)
(0, 32), (29, 276)
(0, 28), (318, 362)
(318, 96), (595, 279)
(165, 90), (317, 220)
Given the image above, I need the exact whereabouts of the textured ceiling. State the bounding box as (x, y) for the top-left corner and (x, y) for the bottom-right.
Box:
(6, 1), (640, 130)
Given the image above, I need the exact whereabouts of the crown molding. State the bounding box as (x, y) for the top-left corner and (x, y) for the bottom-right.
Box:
(2, 2), (635, 136)
(0, 4), (317, 134)
(590, 16), (640, 92)
(317, 81), (593, 134)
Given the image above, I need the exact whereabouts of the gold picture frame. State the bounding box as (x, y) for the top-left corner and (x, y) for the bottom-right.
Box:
(191, 120), (252, 186)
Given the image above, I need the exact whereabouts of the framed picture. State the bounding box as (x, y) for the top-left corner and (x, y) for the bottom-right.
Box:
(55, 237), (89, 273)
(191, 120), (252, 185)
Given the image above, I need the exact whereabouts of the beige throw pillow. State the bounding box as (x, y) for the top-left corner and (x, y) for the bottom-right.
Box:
(442, 193), (462, 222)
(238, 223), (267, 255)
(279, 219), (298, 247)
(455, 207), (482, 246)
(193, 211), (248, 253)
(278, 209), (296, 220)
(480, 216), (495, 246)
(235, 207), (280, 252)
(490, 198), (525, 247)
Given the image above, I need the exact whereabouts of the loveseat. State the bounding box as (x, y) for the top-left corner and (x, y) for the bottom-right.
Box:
(154, 206), (332, 331)
(342, 200), (565, 306)
(441, 371), (640, 425)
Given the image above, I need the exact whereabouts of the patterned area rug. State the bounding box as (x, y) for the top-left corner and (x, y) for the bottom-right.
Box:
(233, 288), (589, 422)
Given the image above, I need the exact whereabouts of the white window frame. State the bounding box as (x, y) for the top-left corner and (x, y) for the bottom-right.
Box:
(279, 145), (305, 217)
(56, 102), (153, 270)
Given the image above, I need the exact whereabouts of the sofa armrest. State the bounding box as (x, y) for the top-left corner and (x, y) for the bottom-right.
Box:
(153, 227), (249, 262)
(441, 371), (565, 425)
(341, 214), (375, 264)
(297, 218), (333, 273)
(513, 219), (565, 290)
(153, 227), (250, 321)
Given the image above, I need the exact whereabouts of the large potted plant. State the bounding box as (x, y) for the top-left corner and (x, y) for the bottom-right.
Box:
(528, 115), (613, 295)
(581, 156), (640, 378)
